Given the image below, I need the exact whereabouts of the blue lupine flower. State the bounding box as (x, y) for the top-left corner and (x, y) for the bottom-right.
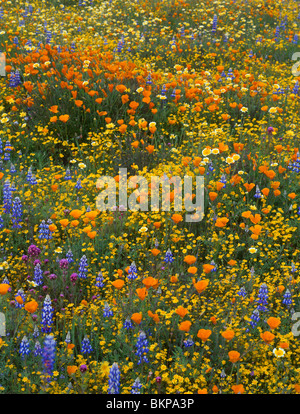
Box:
(29, 173), (38, 185)
(227, 68), (234, 79)
(81, 336), (93, 354)
(3, 179), (12, 213)
(64, 167), (72, 180)
(254, 185), (262, 199)
(146, 74), (152, 85)
(128, 261), (138, 280)
(123, 317), (134, 330)
(282, 289), (292, 307)
(237, 287), (247, 298)
(103, 302), (113, 318)
(78, 255), (88, 279)
(108, 362), (120, 394)
(75, 178), (82, 190)
(42, 334), (56, 379)
(212, 14), (217, 33)
(34, 340), (43, 357)
(220, 174), (227, 188)
(66, 249), (74, 263)
(33, 325), (39, 338)
(41, 294), (54, 333)
(135, 331), (149, 365)
(183, 337), (194, 347)
(38, 219), (52, 240)
(11, 197), (23, 228)
(95, 271), (104, 288)
(0, 215), (4, 229)
(131, 377), (142, 394)
(161, 84), (167, 98)
(257, 283), (268, 312)
(292, 81), (299, 95)
(10, 163), (16, 174)
(248, 309), (260, 329)
(26, 167), (33, 182)
(19, 336), (30, 358)
(33, 263), (43, 286)
(164, 248), (174, 263)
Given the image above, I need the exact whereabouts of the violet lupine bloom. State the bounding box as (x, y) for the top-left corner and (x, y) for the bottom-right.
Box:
(19, 335), (30, 358)
(80, 335), (93, 354)
(135, 331), (149, 365)
(108, 362), (120, 394)
(78, 255), (88, 279)
(41, 294), (54, 333)
(42, 334), (56, 379)
(33, 263), (43, 286)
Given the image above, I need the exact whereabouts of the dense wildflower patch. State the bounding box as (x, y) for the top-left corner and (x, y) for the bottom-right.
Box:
(0, 0), (299, 394)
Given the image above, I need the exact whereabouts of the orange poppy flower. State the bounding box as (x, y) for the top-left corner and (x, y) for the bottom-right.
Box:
(209, 191), (218, 201)
(59, 219), (69, 228)
(203, 264), (215, 274)
(221, 329), (235, 341)
(178, 321), (192, 332)
(142, 277), (159, 289)
(70, 209), (83, 219)
(136, 287), (148, 300)
(150, 248), (160, 256)
(59, 114), (70, 122)
(260, 331), (275, 344)
(266, 317), (281, 330)
(148, 310), (160, 323)
(232, 384), (245, 394)
(175, 306), (188, 318)
(193, 279), (209, 294)
(111, 279), (124, 290)
(49, 105), (59, 113)
(24, 300), (38, 313)
(171, 213), (183, 224)
(184, 255), (196, 265)
(187, 266), (197, 275)
(15, 296), (24, 305)
(131, 313), (142, 325)
(215, 217), (229, 228)
(197, 329), (212, 342)
(228, 350), (240, 363)
(67, 366), (78, 375)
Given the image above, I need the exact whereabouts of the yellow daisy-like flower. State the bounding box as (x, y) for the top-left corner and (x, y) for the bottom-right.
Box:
(248, 247), (257, 254)
(273, 348), (285, 358)
(100, 361), (110, 376)
(226, 157), (234, 164)
(202, 147), (211, 156)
